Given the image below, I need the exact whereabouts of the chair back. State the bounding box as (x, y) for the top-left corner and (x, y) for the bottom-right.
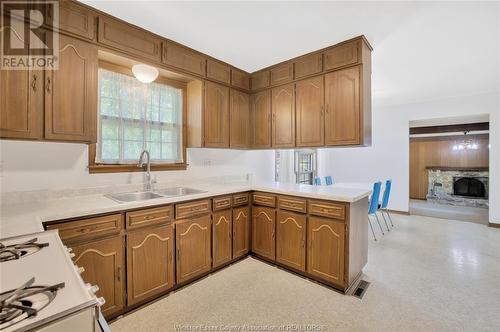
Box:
(325, 176), (333, 185)
(381, 179), (392, 209)
(368, 182), (382, 214)
(313, 177), (321, 185)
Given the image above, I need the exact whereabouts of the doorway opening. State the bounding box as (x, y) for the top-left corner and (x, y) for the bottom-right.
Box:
(409, 116), (490, 224)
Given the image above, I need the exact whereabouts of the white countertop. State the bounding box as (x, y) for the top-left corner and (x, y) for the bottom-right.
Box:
(0, 181), (371, 239)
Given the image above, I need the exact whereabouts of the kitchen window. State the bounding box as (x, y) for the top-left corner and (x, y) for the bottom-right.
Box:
(294, 150), (317, 184)
(89, 62), (187, 173)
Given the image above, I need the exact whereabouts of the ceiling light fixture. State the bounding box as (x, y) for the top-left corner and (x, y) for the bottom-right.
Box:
(452, 131), (479, 151)
(132, 64), (159, 83)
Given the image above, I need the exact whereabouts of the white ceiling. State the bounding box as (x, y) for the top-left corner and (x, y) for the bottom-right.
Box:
(81, 1), (499, 107)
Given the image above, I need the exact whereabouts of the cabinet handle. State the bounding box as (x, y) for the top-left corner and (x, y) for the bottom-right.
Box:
(320, 105), (324, 117)
(169, 251), (173, 263)
(228, 231), (231, 239)
(116, 266), (121, 282)
(31, 74), (37, 92)
(46, 77), (51, 94)
(272, 231), (275, 239)
(325, 104), (329, 115)
(177, 248), (180, 260)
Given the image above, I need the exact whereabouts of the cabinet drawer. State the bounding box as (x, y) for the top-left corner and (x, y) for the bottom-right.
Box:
(125, 206), (173, 229)
(294, 53), (322, 79)
(58, 0), (96, 40)
(270, 63), (293, 86)
(231, 69), (250, 90)
(252, 193), (276, 207)
(323, 40), (360, 71)
(47, 214), (123, 243)
(207, 60), (231, 84)
(232, 193), (249, 206)
(308, 201), (346, 220)
(278, 196), (307, 213)
(162, 41), (206, 76)
(97, 15), (161, 62)
(212, 196), (232, 211)
(251, 71), (270, 90)
(176, 200), (211, 219)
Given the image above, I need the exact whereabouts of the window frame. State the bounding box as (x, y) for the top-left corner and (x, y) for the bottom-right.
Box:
(88, 61), (188, 174)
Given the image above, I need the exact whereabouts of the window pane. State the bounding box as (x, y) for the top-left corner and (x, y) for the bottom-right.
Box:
(101, 139), (120, 160)
(101, 118), (119, 140)
(123, 140), (143, 160)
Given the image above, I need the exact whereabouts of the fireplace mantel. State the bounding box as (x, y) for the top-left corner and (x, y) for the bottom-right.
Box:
(426, 166), (489, 172)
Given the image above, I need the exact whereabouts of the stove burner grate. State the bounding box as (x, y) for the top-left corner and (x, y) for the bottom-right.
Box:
(0, 277), (65, 330)
(0, 238), (49, 263)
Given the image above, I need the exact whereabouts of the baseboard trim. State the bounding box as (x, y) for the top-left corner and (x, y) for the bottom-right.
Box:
(387, 209), (410, 215)
(488, 222), (500, 228)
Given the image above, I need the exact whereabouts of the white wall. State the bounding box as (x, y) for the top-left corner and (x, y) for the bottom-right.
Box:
(0, 143), (275, 193)
(317, 91), (499, 224)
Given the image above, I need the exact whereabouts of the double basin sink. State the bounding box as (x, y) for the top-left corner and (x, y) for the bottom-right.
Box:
(105, 187), (207, 203)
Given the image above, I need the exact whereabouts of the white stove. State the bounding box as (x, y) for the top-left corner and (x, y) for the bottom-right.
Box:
(0, 231), (104, 332)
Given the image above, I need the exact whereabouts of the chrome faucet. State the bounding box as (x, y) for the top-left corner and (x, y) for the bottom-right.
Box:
(138, 150), (152, 191)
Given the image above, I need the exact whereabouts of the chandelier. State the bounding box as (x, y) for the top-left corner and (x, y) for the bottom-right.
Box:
(452, 132), (478, 150)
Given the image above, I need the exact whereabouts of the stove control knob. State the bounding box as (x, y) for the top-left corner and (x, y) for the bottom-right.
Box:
(89, 285), (100, 294)
(69, 253), (75, 258)
(66, 247), (73, 253)
(77, 266), (85, 274)
(97, 297), (106, 306)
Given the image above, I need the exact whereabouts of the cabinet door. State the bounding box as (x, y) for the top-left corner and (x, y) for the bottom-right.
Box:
(252, 206), (276, 260)
(127, 224), (175, 305)
(276, 211), (306, 271)
(250, 90), (271, 148)
(204, 81), (229, 147)
(162, 41), (206, 76)
(0, 68), (43, 139)
(72, 236), (125, 317)
(58, 0), (96, 40)
(295, 76), (324, 147)
(233, 206), (250, 259)
(251, 70), (270, 90)
(176, 215), (212, 283)
(207, 60), (231, 84)
(272, 84), (295, 148)
(231, 69), (250, 90)
(229, 89), (250, 148)
(212, 210), (232, 268)
(294, 53), (323, 79)
(307, 216), (345, 287)
(45, 34), (97, 142)
(324, 66), (361, 146)
(323, 40), (359, 71)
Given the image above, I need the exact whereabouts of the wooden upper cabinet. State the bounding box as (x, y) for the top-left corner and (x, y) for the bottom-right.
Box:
(45, 34), (97, 142)
(231, 69), (250, 90)
(323, 40), (360, 71)
(250, 90), (271, 148)
(0, 68), (43, 139)
(307, 216), (345, 287)
(162, 41), (206, 76)
(252, 206), (276, 261)
(58, 0), (96, 40)
(251, 70), (270, 90)
(204, 81), (230, 147)
(230, 89), (250, 148)
(127, 224), (175, 305)
(276, 211), (306, 272)
(324, 66), (361, 146)
(233, 206), (250, 259)
(207, 60), (230, 84)
(295, 76), (324, 147)
(271, 84), (295, 148)
(212, 210), (232, 268)
(176, 215), (212, 284)
(295, 53), (323, 79)
(270, 63), (293, 86)
(71, 236), (125, 317)
(97, 15), (161, 62)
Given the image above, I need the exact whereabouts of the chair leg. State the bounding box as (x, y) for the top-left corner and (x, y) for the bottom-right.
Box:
(385, 210), (394, 227)
(380, 211), (390, 232)
(368, 216), (377, 241)
(375, 213), (385, 235)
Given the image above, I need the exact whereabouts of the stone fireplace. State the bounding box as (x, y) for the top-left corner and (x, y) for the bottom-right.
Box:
(427, 167), (489, 208)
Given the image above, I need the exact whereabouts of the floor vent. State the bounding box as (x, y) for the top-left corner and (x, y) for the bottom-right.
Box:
(353, 280), (370, 299)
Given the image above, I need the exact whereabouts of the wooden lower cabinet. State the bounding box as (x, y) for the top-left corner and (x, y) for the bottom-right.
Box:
(126, 224), (175, 306)
(276, 211), (306, 272)
(71, 236), (125, 317)
(252, 206), (276, 260)
(307, 216), (345, 287)
(232, 206), (250, 258)
(176, 215), (212, 283)
(212, 210), (232, 268)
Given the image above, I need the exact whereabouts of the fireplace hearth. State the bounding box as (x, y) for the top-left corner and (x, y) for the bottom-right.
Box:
(453, 177), (487, 198)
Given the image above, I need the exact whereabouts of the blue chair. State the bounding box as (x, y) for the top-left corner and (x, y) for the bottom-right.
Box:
(313, 177), (321, 185)
(379, 179), (394, 228)
(325, 176), (333, 185)
(368, 182), (384, 241)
